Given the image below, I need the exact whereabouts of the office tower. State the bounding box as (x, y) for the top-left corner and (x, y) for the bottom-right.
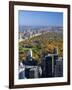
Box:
(42, 55), (53, 77)
(29, 67), (39, 78)
(19, 49), (39, 79)
(54, 59), (63, 77)
(19, 62), (25, 79)
(42, 48), (59, 78)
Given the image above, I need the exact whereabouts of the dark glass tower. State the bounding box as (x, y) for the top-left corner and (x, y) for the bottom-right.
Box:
(44, 56), (53, 77)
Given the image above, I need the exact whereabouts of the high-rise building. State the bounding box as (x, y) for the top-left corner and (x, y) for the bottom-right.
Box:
(19, 49), (40, 79)
(19, 48), (63, 79)
(54, 59), (63, 77)
(41, 48), (59, 77)
(42, 55), (53, 77)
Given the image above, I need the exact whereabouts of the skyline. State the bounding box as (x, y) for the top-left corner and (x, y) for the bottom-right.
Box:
(19, 10), (63, 27)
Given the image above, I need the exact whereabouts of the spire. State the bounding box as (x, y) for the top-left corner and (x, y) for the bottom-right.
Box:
(27, 49), (32, 61)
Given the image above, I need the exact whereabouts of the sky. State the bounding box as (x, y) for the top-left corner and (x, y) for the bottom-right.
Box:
(19, 10), (63, 27)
